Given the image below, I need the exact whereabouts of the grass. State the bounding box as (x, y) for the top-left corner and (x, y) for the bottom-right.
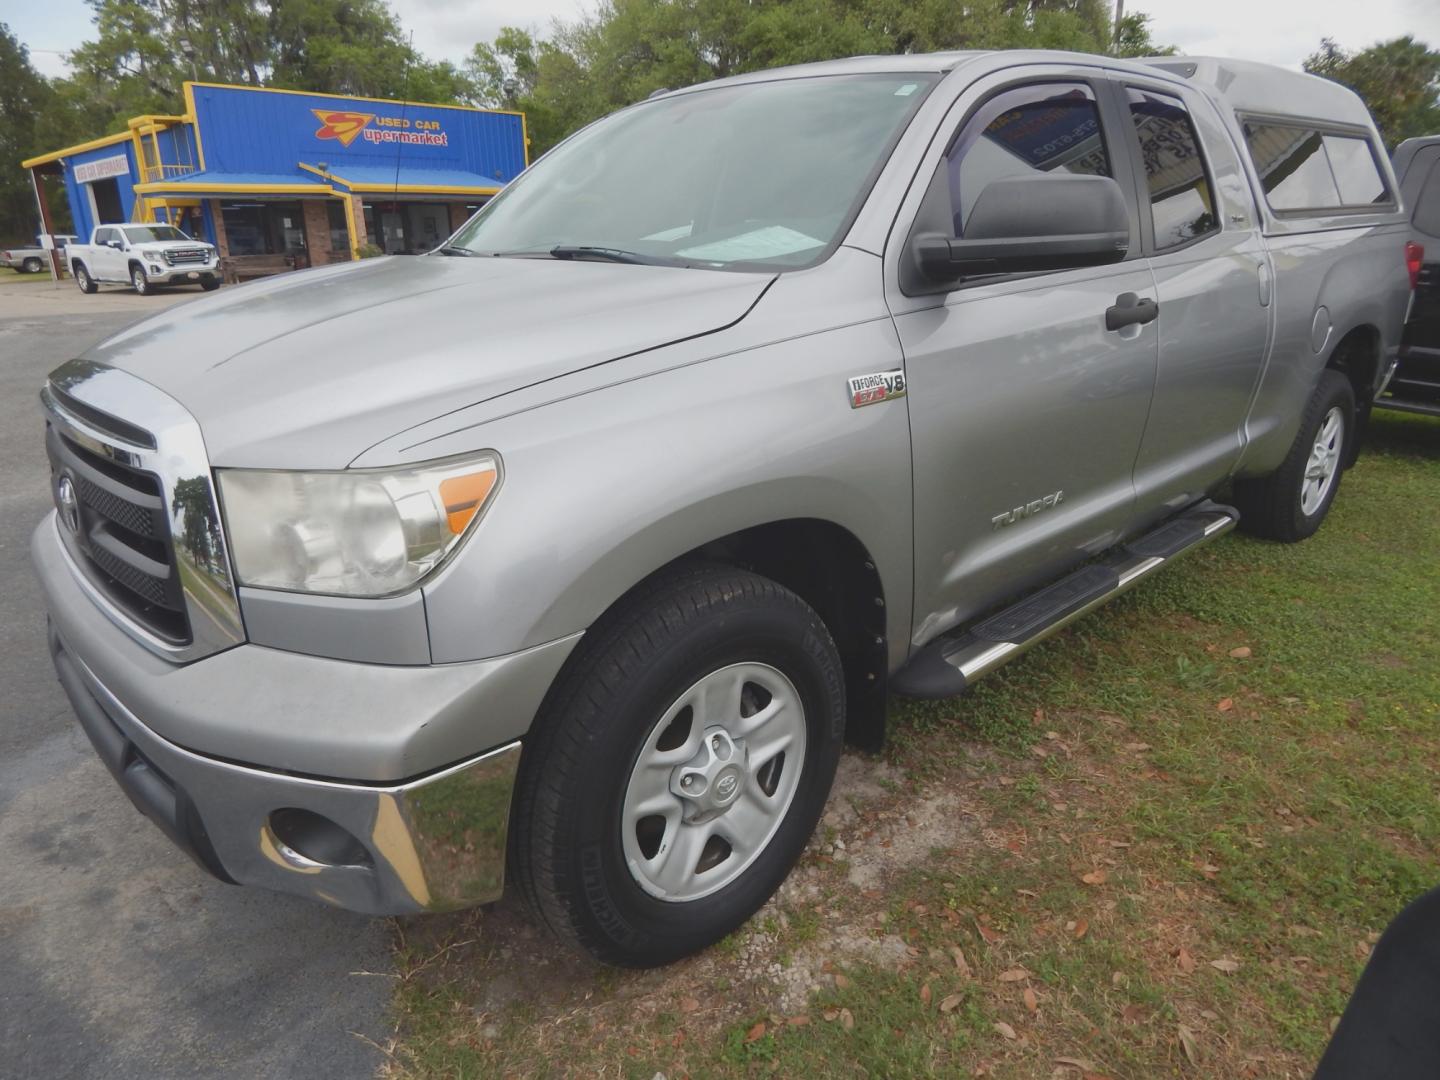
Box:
(383, 409), (1440, 1079)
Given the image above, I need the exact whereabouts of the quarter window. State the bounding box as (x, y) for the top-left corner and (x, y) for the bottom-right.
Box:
(1125, 89), (1217, 248)
(944, 83), (1112, 237)
(1243, 121), (1391, 212)
(1322, 134), (1387, 205)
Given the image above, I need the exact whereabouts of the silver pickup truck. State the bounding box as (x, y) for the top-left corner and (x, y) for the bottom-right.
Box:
(33, 50), (1412, 967)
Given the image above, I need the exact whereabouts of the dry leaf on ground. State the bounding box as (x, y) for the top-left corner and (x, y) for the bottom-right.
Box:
(994, 1021), (1018, 1041)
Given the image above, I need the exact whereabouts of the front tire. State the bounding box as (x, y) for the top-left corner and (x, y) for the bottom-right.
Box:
(200, 278), (220, 292)
(74, 264), (97, 294)
(512, 564), (845, 967)
(131, 264), (150, 295)
(1234, 369), (1355, 542)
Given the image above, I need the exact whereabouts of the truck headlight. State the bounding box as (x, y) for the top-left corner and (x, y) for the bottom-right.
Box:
(217, 453), (500, 597)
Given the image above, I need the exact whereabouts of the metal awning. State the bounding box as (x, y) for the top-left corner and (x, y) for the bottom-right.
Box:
(133, 170), (335, 198)
(299, 163), (505, 197)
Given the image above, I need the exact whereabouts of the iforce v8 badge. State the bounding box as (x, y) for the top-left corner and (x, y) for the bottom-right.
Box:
(847, 369), (907, 409)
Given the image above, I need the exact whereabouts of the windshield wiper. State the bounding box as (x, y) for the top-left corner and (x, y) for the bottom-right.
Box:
(437, 245), (476, 257)
(548, 245), (651, 264)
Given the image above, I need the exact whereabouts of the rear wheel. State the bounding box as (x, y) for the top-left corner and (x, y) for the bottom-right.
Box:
(22, 257), (42, 274)
(512, 564), (845, 967)
(1234, 369), (1355, 542)
(74, 264), (97, 294)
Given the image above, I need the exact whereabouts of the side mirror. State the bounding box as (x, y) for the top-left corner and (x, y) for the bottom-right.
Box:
(914, 173), (1129, 282)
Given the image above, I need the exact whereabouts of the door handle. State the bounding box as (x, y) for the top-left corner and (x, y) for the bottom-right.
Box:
(1105, 292), (1159, 331)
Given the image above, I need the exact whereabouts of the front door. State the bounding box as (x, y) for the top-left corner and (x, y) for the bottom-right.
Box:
(887, 72), (1160, 646)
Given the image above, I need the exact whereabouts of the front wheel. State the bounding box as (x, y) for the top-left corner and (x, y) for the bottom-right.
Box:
(1234, 369), (1355, 542)
(131, 265), (150, 295)
(511, 564), (845, 967)
(200, 278), (220, 292)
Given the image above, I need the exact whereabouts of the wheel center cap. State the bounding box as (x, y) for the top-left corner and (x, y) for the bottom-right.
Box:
(671, 726), (749, 820)
(713, 767), (742, 806)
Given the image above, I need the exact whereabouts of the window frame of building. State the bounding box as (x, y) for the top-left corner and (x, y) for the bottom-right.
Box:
(219, 200), (310, 258)
(1120, 85), (1219, 253)
(1239, 115), (1395, 216)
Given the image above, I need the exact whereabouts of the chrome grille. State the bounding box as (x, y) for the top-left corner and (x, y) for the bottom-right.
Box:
(46, 425), (189, 644)
(164, 248), (211, 266)
(40, 361), (246, 662)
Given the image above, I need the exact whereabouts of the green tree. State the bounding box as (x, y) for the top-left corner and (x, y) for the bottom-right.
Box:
(0, 23), (54, 243)
(468, 0), (1172, 157)
(1304, 35), (1440, 149)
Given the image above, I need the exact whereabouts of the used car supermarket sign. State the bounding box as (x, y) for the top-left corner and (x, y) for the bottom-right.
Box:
(312, 110), (448, 148)
(72, 154), (130, 183)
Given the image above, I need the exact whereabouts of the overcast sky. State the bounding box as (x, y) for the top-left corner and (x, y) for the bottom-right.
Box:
(4, 0), (1438, 80)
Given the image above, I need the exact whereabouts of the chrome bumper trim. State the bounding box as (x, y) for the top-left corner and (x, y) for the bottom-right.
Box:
(60, 639), (522, 915)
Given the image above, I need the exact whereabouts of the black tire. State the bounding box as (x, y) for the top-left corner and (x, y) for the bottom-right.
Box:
(200, 278), (220, 292)
(130, 264), (150, 295)
(1233, 369), (1355, 542)
(512, 564), (845, 967)
(22, 257), (42, 274)
(74, 264), (97, 294)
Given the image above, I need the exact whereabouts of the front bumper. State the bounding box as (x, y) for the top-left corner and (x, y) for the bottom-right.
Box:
(50, 626), (521, 913)
(147, 264), (218, 284)
(34, 515), (580, 914)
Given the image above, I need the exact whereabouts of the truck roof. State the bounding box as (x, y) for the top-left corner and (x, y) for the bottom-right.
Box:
(667, 50), (1375, 133)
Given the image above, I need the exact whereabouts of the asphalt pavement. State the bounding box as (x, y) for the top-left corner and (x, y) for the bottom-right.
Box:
(0, 283), (393, 1079)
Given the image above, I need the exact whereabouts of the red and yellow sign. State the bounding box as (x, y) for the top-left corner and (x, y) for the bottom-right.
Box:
(312, 110), (375, 147)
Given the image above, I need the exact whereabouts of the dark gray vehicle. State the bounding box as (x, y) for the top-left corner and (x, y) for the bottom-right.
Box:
(32, 50), (1413, 967)
(1383, 137), (1440, 416)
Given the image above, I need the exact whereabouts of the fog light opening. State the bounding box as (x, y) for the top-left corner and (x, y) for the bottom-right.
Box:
(268, 807), (373, 868)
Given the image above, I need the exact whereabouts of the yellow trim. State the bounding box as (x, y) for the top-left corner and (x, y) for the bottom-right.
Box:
(340, 192), (360, 261)
(520, 110), (530, 167)
(297, 161), (347, 187)
(348, 183), (502, 195)
(134, 181), (336, 195)
(21, 130), (136, 169)
(182, 80), (525, 120)
(186, 83), (206, 171)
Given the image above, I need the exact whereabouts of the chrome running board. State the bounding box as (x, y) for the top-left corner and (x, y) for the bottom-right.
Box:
(891, 500), (1239, 699)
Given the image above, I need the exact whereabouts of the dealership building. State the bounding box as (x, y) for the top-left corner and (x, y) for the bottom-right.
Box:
(22, 83), (528, 272)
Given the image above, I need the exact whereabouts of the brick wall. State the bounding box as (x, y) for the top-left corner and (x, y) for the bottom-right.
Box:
(208, 200), (230, 258)
(302, 199), (333, 265)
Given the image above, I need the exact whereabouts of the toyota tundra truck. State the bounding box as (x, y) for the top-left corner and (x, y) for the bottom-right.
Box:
(33, 51), (1413, 967)
(67, 223), (220, 295)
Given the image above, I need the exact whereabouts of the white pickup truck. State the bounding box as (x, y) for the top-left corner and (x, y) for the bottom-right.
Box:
(68, 223), (221, 295)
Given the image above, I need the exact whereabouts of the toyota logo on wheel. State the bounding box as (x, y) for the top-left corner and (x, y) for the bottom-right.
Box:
(55, 474), (80, 534)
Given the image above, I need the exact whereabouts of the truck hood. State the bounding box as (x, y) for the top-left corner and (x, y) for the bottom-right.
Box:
(84, 255), (773, 468)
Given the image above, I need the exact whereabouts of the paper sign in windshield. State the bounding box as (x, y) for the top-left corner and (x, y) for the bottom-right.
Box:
(677, 225), (824, 262)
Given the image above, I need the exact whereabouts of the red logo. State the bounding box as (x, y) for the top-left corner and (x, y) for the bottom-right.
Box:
(312, 110), (374, 147)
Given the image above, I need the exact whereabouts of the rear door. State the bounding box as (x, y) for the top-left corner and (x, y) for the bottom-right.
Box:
(885, 66), (1160, 644)
(1107, 74), (1272, 517)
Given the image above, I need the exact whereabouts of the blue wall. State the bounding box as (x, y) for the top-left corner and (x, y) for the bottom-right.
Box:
(63, 142), (142, 240)
(189, 85), (527, 183)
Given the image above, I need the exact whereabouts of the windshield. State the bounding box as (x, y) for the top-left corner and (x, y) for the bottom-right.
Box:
(123, 225), (191, 243)
(449, 73), (938, 270)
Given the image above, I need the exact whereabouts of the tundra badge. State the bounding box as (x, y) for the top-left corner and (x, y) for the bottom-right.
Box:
(847, 369), (907, 408)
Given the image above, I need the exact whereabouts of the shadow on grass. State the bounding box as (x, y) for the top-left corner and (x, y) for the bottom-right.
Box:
(1367, 409), (1440, 461)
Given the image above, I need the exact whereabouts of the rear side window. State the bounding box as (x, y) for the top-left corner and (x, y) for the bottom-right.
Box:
(944, 83), (1112, 237)
(1125, 88), (1217, 248)
(1323, 134), (1386, 204)
(1414, 157), (1440, 239)
(1242, 121), (1391, 212)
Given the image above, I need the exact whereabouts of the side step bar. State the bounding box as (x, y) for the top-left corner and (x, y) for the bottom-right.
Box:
(891, 500), (1239, 699)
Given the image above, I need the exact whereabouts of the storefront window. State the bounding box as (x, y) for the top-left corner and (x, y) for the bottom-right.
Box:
(361, 201), (451, 255)
(221, 201), (308, 256)
(326, 200), (350, 252)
